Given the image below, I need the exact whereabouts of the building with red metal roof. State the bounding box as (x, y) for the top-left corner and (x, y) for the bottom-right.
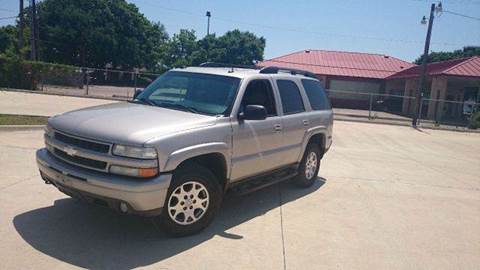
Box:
(257, 49), (416, 109)
(388, 56), (480, 79)
(258, 50), (479, 123)
(258, 49), (415, 79)
(386, 56), (480, 120)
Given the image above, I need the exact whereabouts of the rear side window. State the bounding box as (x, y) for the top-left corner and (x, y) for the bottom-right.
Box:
(277, 80), (305, 114)
(301, 79), (331, 110)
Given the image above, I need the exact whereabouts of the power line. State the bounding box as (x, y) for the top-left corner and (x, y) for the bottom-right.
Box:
(0, 16), (18, 21)
(443, 10), (480, 21)
(134, 0), (466, 47)
(411, 0), (480, 5)
(0, 8), (16, 12)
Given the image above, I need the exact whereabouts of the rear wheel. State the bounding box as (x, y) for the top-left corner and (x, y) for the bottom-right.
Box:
(294, 143), (321, 188)
(158, 163), (222, 237)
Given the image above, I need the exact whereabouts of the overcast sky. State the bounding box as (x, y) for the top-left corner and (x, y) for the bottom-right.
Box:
(1, 0), (479, 62)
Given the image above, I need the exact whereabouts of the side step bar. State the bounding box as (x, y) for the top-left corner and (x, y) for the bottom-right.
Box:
(230, 166), (298, 195)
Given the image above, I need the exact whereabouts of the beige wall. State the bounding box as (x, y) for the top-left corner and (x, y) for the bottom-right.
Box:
(427, 76), (448, 120)
(402, 78), (418, 115)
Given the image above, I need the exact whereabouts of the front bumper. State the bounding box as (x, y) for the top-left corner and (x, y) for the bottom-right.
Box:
(36, 148), (172, 216)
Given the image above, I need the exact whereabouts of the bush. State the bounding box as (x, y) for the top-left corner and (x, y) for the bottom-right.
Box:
(468, 111), (480, 129)
(0, 56), (80, 90)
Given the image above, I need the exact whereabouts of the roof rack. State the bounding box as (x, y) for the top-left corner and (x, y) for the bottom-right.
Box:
(259, 66), (317, 79)
(199, 62), (259, 69)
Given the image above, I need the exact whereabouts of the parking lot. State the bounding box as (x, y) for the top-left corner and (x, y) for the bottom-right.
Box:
(0, 120), (479, 270)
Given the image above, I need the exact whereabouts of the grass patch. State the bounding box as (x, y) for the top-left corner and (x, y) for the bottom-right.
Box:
(0, 114), (48, 125)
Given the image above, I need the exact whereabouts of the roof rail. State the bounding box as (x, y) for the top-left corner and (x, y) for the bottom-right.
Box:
(199, 62), (259, 69)
(259, 66), (317, 79)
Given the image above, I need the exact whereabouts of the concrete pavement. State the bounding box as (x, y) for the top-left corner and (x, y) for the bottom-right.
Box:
(0, 122), (479, 269)
(0, 91), (116, 116)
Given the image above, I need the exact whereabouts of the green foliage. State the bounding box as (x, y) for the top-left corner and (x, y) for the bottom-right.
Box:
(415, 47), (480, 64)
(165, 29), (199, 67)
(469, 111), (480, 129)
(1, 0), (266, 71)
(0, 25), (17, 54)
(216, 30), (266, 65)
(0, 56), (79, 90)
(0, 114), (49, 125)
(164, 29), (266, 68)
(36, 0), (168, 69)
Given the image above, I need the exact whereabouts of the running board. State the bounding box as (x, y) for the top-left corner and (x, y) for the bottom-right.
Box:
(230, 166), (298, 195)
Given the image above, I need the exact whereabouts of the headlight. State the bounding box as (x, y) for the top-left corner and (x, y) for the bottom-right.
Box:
(44, 125), (54, 137)
(110, 165), (158, 178)
(112, 144), (157, 159)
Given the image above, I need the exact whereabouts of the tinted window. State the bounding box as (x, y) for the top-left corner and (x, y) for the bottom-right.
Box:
(301, 79), (331, 110)
(137, 71), (240, 115)
(242, 80), (277, 116)
(277, 80), (305, 114)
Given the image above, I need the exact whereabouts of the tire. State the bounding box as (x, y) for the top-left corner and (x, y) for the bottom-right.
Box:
(157, 162), (222, 237)
(294, 143), (321, 188)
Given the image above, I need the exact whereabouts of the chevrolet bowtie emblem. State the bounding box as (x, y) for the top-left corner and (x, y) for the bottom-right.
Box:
(64, 146), (77, 156)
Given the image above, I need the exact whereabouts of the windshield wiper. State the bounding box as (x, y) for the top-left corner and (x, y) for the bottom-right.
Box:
(129, 97), (157, 106)
(158, 102), (201, 114)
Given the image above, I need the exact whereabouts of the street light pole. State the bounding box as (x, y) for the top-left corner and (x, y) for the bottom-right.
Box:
(18, 0), (24, 56)
(206, 11), (211, 36)
(412, 3), (435, 127)
(29, 0), (38, 61)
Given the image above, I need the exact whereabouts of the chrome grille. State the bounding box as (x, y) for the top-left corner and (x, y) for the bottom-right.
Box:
(53, 148), (107, 170)
(54, 132), (110, 153)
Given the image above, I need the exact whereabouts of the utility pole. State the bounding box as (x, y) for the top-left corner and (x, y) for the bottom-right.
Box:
(412, 3), (435, 127)
(18, 0), (24, 56)
(29, 0), (38, 61)
(206, 11), (211, 36)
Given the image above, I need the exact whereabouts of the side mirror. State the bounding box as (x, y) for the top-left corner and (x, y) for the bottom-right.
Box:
(133, 89), (143, 99)
(239, 105), (267, 121)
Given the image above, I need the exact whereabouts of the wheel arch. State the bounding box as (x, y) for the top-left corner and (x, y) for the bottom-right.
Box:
(297, 129), (326, 162)
(163, 142), (230, 190)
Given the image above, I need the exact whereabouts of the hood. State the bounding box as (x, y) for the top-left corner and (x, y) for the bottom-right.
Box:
(49, 102), (218, 145)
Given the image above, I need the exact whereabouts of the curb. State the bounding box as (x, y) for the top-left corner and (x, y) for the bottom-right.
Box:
(0, 88), (126, 101)
(0, 125), (45, 131)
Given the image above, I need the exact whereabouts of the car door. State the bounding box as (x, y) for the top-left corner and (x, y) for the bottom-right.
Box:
(275, 79), (309, 165)
(230, 79), (284, 181)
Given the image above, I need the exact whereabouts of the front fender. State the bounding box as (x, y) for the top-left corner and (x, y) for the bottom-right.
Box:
(162, 142), (230, 174)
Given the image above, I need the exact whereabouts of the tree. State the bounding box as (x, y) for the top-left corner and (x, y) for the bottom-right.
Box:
(165, 29), (266, 67)
(216, 30), (265, 65)
(0, 25), (17, 56)
(36, 0), (168, 69)
(414, 46), (480, 64)
(164, 29), (198, 67)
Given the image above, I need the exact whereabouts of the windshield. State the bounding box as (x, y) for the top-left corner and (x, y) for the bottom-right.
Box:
(135, 71), (241, 116)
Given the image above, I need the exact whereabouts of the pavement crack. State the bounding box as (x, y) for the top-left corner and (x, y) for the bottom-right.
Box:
(278, 184), (287, 270)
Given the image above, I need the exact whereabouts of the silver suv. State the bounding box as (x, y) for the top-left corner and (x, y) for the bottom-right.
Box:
(36, 64), (333, 236)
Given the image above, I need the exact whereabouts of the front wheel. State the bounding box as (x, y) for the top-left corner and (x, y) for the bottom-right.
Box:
(157, 163), (222, 237)
(294, 143), (321, 188)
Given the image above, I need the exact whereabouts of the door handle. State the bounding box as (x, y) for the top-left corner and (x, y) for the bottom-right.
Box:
(274, 124), (282, 132)
(302, 120), (310, 126)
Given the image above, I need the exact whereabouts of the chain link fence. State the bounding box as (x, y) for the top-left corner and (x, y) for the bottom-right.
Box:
(417, 97), (480, 129)
(326, 89), (480, 130)
(2, 66), (479, 130)
(13, 67), (162, 100)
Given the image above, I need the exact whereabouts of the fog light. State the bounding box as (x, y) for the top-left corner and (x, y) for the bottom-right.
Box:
(119, 202), (129, 213)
